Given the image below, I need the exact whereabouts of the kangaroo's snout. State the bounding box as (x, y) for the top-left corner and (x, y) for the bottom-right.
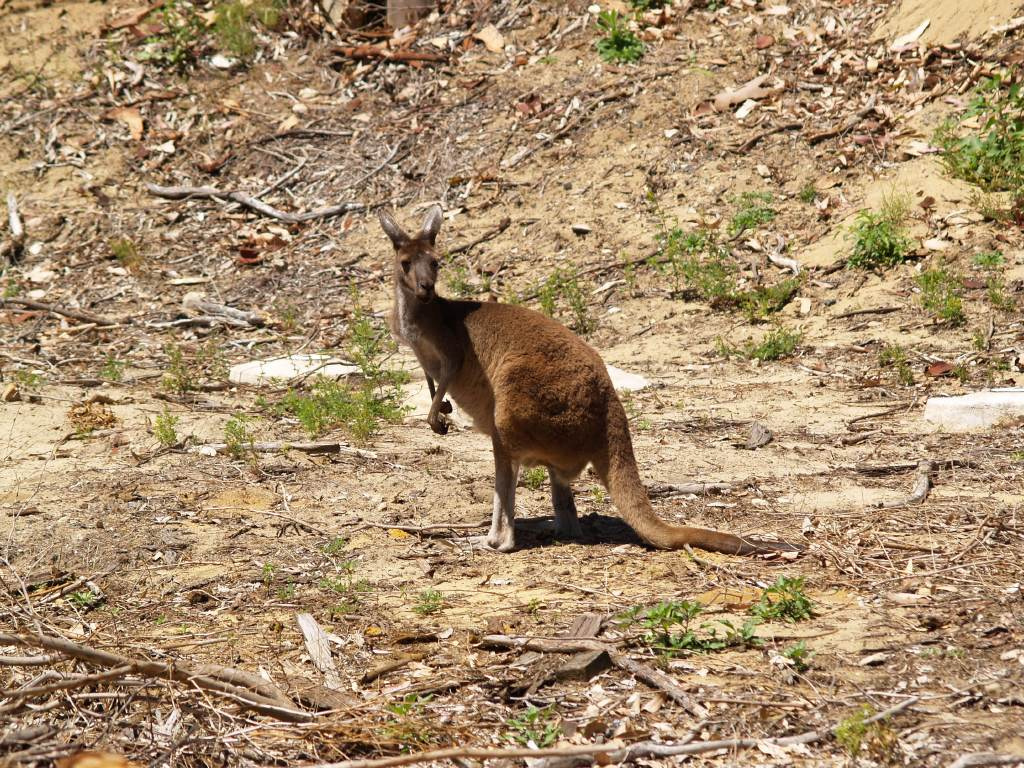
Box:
(416, 280), (435, 302)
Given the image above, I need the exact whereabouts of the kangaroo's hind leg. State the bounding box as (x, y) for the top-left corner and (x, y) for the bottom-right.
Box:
(549, 468), (583, 540)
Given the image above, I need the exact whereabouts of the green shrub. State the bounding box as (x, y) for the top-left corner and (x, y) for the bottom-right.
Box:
(848, 195), (913, 269)
(916, 268), (965, 325)
(595, 11), (644, 63)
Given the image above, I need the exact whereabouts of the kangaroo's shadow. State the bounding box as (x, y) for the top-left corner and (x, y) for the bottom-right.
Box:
(512, 512), (645, 551)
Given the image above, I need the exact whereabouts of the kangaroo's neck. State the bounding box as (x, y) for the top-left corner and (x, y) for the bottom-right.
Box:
(393, 278), (443, 346)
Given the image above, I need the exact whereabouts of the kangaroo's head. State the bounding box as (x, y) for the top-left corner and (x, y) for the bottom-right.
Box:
(378, 205), (443, 303)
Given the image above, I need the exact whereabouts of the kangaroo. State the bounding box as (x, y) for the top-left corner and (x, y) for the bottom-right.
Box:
(379, 205), (795, 555)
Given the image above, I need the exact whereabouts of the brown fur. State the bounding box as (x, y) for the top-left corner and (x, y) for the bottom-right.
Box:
(378, 206), (796, 555)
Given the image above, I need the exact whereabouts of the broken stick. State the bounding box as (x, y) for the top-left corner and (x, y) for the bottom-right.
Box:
(305, 697), (920, 768)
(0, 631), (310, 722)
(871, 459), (934, 509)
(146, 182), (364, 224)
(0, 297), (120, 326)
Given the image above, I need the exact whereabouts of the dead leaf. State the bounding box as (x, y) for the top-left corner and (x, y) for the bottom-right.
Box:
(891, 18), (930, 50)
(103, 3), (162, 32)
(925, 361), (954, 377)
(754, 34), (775, 49)
(474, 24), (504, 53)
(103, 106), (144, 141)
(918, 195), (936, 210)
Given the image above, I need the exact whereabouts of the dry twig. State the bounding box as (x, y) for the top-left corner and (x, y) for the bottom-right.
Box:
(146, 182), (364, 224)
(304, 696), (919, 768)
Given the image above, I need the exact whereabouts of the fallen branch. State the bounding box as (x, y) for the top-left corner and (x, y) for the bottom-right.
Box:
(182, 292), (264, 327)
(646, 481), (739, 498)
(448, 217), (512, 255)
(303, 696), (919, 768)
(808, 95), (877, 145)
(846, 400), (915, 428)
(765, 235), (800, 275)
(479, 634), (610, 654)
(0, 297), (121, 326)
(713, 74), (782, 112)
(480, 634), (705, 717)
(331, 44), (448, 63)
(145, 182), (364, 224)
(608, 652), (708, 718)
(733, 121), (802, 153)
(833, 306), (901, 319)
(871, 460), (933, 509)
(195, 441), (378, 460)
(949, 753), (1024, 768)
(360, 653), (427, 685)
(0, 631), (310, 722)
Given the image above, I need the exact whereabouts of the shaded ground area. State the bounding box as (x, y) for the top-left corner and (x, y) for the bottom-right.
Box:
(1, 0), (1023, 766)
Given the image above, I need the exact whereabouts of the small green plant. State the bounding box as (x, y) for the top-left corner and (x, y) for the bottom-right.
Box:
(782, 640), (813, 672)
(739, 278), (801, 322)
(798, 183), (818, 203)
(750, 576), (814, 623)
(274, 299), (300, 334)
(384, 694), (435, 749)
(834, 704), (898, 759)
(629, 0), (669, 9)
(595, 10), (644, 64)
(986, 276), (1017, 312)
(215, 2), (256, 58)
(537, 270), (594, 336)
(728, 191), (776, 237)
(738, 325), (801, 361)
(848, 197), (913, 270)
(277, 305), (407, 441)
(224, 414), (257, 459)
(276, 582), (296, 600)
(163, 341), (226, 393)
(99, 355), (125, 382)
(916, 268), (965, 325)
(153, 410), (180, 447)
(109, 237), (142, 269)
(505, 705), (561, 748)
(952, 363), (970, 383)
(413, 589), (444, 616)
(522, 467), (547, 490)
(261, 563), (276, 588)
(12, 370), (43, 392)
(3, 278), (19, 298)
(878, 343), (915, 386)
(935, 70), (1024, 194)
(656, 228), (735, 299)
(323, 536), (348, 555)
(68, 590), (101, 610)
(138, 0), (205, 70)
(624, 600), (762, 655)
(591, 487), (607, 503)
(973, 250), (1005, 269)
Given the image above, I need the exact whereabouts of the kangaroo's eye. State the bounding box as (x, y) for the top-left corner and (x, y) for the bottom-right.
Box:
(430, 260), (439, 270)
(401, 260), (411, 273)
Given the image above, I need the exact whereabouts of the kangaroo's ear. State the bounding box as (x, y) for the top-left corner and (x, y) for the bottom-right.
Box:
(419, 204), (443, 245)
(378, 209), (409, 249)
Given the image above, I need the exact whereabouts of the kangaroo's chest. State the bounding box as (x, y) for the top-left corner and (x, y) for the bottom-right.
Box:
(392, 292), (445, 377)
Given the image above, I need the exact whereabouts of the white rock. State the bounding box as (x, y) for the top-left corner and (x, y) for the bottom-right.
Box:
(228, 354), (359, 386)
(923, 238), (950, 251)
(209, 54), (237, 70)
(607, 364), (650, 392)
(26, 266), (55, 283)
(923, 388), (1024, 431)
